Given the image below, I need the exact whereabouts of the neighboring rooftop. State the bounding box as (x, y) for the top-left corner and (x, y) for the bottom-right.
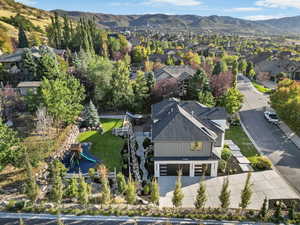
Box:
(17, 81), (42, 88)
(154, 65), (196, 81)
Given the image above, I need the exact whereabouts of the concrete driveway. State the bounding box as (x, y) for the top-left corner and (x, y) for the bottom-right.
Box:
(158, 171), (299, 209)
(238, 76), (300, 194)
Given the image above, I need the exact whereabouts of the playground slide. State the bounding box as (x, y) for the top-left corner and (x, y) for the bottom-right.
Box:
(80, 152), (97, 163)
(126, 112), (143, 119)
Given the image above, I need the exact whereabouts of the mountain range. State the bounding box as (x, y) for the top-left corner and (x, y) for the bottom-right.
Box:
(54, 10), (300, 36)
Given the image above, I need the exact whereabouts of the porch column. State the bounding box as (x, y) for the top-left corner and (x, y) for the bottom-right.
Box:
(189, 163), (195, 177)
(154, 162), (160, 177)
(210, 161), (218, 177)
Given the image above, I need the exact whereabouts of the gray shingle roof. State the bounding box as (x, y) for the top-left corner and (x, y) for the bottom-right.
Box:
(152, 99), (227, 142)
(154, 65), (196, 81)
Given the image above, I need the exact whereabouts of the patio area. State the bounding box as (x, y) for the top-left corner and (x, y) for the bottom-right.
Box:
(159, 170), (299, 210)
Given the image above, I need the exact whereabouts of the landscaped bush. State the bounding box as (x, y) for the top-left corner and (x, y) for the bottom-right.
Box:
(250, 156), (272, 170)
(221, 147), (232, 161)
(218, 159), (226, 172)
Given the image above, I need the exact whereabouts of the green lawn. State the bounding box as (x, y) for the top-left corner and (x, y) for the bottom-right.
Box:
(225, 125), (259, 158)
(251, 81), (272, 94)
(77, 119), (125, 172)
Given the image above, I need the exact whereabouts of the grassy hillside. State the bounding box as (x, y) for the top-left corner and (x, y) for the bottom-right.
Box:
(0, 0), (53, 53)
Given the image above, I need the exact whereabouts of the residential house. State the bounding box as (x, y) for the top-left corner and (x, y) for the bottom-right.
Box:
(17, 81), (41, 96)
(0, 46), (65, 73)
(255, 59), (300, 81)
(154, 65), (196, 96)
(152, 98), (228, 177)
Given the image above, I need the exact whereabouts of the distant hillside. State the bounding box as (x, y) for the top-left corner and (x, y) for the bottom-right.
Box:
(0, 0), (54, 52)
(53, 10), (300, 35)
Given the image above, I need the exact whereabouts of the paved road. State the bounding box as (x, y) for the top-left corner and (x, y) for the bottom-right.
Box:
(238, 76), (300, 194)
(0, 213), (275, 225)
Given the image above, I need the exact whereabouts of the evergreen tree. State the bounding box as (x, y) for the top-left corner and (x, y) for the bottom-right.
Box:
(37, 48), (61, 80)
(62, 15), (71, 49)
(219, 177), (230, 209)
(288, 201), (296, 220)
(172, 170), (184, 208)
(166, 55), (174, 65)
(18, 25), (29, 48)
(66, 176), (79, 200)
(83, 101), (100, 127)
(25, 153), (40, 202)
(126, 176), (137, 204)
(150, 178), (160, 206)
(116, 172), (127, 195)
(50, 172), (64, 205)
(232, 60), (239, 88)
(22, 49), (38, 81)
(212, 60), (228, 75)
(246, 61), (255, 78)
(110, 61), (134, 109)
(239, 172), (253, 210)
(98, 165), (111, 204)
(145, 72), (155, 93)
(259, 197), (268, 221)
(78, 174), (90, 206)
(194, 177), (207, 209)
(238, 59), (247, 75)
(188, 69), (210, 100)
(132, 70), (149, 112)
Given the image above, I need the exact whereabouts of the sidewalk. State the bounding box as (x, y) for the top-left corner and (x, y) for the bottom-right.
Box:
(278, 122), (300, 149)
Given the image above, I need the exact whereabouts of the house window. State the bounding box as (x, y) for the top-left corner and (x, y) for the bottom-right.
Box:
(191, 141), (203, 151)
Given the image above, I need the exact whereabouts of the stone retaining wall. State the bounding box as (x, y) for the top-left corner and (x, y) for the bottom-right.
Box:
(37, 125), (79, 185)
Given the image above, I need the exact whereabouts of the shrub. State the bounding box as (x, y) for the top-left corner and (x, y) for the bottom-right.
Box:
(250, 156), (272, 170)
(143, 183), (150, 195)
(221, 148), (232, 161)
(218, 159), (226, 172)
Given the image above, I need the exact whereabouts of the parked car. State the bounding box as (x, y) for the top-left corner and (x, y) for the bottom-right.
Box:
(264, 111), (279, 124)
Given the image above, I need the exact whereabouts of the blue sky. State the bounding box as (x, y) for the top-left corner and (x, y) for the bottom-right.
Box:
(17, 0), (299, 20)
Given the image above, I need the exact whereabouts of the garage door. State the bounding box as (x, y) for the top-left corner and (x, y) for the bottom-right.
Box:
(160, 164), (190, 176)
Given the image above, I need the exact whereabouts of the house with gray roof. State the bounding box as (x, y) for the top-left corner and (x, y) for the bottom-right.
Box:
(152, 98), (228, 177)
(154, 65), (196, 97)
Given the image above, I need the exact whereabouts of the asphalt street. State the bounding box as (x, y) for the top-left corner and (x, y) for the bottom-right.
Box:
(238, 76), (300, 194)
(0, 213), (274, 225)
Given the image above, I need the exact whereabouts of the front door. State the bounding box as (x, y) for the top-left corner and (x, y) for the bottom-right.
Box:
(160, 164), (190, 176)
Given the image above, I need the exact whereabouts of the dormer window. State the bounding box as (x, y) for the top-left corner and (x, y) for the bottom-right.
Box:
(191, 141), (203, 151)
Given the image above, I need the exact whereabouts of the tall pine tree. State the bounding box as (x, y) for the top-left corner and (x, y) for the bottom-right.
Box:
(219, 177), (231, 209)
(172, 170), (184, 208)
(22, 49), (38, 81)
(194, 176), (207, 209)
(110, 61), (134, 109)
(150, 178), (160, 206)
(83, 101), (100, 128)
(18, 25), (29, 48)
(239, 172), (253, 210)
(25, 152), (40, 202)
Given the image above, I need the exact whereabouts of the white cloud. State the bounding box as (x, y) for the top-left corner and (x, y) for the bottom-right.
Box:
(256, 0), (300, 9)
(147, 0), (202, 6)
(16, 0), (37, 5)
(227, 7), (262, 12)
(243, 15), (286, 20)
